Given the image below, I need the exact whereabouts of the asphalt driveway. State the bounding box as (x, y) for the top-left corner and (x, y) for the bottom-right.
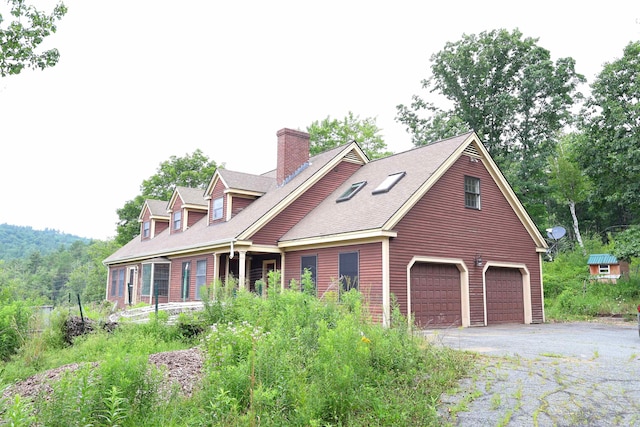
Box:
(423, 321), (640, 426)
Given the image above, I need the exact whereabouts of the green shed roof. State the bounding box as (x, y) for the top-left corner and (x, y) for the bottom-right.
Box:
(587, 254), (619, 265)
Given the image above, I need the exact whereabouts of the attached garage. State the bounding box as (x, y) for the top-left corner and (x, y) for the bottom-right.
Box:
(485, 267), (524, 324)
(410, 263), (462, 328)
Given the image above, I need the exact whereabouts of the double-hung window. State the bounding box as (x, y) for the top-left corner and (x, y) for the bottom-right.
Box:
(143, 221), (150, 238)
(173, 210), (182, 230)
(464, 176), (481, 209)
(213, 197), (223, 220)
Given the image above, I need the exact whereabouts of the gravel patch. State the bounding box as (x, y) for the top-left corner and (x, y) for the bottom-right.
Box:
(427, 321), (640, 426)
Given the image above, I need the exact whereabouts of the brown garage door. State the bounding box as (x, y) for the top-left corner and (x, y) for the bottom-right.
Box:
(486, 267), (524, 324)
(411, 263), (461, 328)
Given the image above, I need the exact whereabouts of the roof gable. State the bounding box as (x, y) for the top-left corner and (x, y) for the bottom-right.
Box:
(279, 132), (547, 250)
(138, 199), (169, 222)
(168, 186), (207, 211)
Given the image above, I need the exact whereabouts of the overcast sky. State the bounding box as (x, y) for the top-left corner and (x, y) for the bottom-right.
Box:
(1, 0), (638, 240)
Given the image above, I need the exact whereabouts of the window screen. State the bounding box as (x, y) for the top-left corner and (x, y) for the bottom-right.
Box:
(154, 264), (170, 297)
(117, 269), (125, 297)
(141, 264), (151, 296)
(196, 260), (206, 300)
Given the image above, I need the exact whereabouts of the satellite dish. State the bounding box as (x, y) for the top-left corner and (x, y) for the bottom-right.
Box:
(546, 226), (566, 240)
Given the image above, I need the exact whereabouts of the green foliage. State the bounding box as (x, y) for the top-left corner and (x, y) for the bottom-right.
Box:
(307, 111), (392, 159)
(1, 394), (36, 427)
(199, 287), (471, 426)
(544, 238), (640, 320)
(396, 28), (585, 227)
(0, 0), (67, 77)
(115, 150), (220, 244)
(35, 354), (162, 427)
(0, 238), (113, 305)
(2, 280), (473, 426)
(0, 224), (90, 261)
(612, 226), (640, 263)
(577, 41), (640, 225)
(0, 297), (32, 361)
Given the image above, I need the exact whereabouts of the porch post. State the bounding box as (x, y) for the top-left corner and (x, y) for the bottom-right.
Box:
(382, 238), (390, 327)
(212, 252), (219, 284)
(280, 252), (286, 291)
(239, 250), (247, 289)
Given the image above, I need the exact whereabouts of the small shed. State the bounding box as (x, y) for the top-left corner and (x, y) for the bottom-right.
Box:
(587, 254), (629, 283)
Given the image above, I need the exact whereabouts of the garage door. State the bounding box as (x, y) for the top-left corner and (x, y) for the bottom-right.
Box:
(485, 267), (524, 324)
(410, 263), (461, 328)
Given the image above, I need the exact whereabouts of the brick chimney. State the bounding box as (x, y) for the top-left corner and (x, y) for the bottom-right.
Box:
(277, 128), (310, 185)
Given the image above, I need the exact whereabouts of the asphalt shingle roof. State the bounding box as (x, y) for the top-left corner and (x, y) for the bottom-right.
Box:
(280, 132), (473, 242)
(104, 143), (349, 263)
(144, 199), (169, 217)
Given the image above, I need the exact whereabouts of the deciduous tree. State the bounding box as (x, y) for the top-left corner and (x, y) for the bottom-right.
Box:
(0, 0), (67, 77)
(576, 41), (640, 227)
(115, 150), (220, 245)
(548, 133), (591, 253)
(307, 112), (391, 159)
(396, 29), (585, 226)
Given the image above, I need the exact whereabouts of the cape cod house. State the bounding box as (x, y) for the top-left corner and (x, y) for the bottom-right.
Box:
(104, 128), (548, 327)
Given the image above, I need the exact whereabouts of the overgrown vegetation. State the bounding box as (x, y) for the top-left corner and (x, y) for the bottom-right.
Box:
(543, 236), (640, 321)
(0, 276), (473, 426)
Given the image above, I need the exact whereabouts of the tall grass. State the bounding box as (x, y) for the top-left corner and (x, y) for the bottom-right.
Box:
(543, 237), (640, 320)
(1, 278), (472, 426)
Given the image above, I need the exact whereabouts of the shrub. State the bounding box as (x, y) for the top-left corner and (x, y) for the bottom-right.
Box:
(0, 300), (32, 361)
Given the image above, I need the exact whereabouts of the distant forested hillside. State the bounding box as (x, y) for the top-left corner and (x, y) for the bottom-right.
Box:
(0, 224), (91, 260)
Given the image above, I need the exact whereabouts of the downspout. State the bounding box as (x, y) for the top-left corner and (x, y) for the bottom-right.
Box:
(229, 239), (235, 259)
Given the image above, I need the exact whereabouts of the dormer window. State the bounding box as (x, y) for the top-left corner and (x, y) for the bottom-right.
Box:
(372, 172), (406, 195)
(143, 221), (150, 238)
(213, 197), (223, 220)
(337, 181), (366, 202)
(173, 210), (182, 230)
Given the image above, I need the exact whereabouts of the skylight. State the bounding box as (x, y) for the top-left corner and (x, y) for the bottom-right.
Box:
(372, 172), (406, 195)
(337, 181), (366, 202)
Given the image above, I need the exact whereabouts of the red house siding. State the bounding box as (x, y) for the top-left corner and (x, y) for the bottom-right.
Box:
(187, 211), (206, 228)
(389, 156), (543, 325)
(154, 220), (169, 237)
(231, 196), (254, 218)
(284, 242), (383, 320)
(251, 161), (361, 245)
(166, 255), (219, 301)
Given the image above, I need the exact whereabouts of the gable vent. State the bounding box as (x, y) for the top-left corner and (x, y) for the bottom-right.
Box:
(463, 143), (481, 159)
(343, 149), (365, 164)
